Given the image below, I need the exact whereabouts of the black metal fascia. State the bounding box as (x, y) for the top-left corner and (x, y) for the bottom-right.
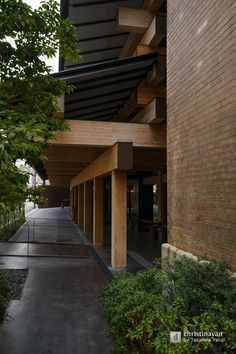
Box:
(66, 57), (118, 68)
(69, 71), (145, 94)
(71, 0), (128, 8)
(53, 52), (158, 79)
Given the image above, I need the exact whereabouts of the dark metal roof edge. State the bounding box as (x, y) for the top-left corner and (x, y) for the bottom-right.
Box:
(53, 52), (158, 79)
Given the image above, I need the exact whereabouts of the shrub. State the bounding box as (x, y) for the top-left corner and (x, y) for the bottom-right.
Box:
(101, 257), (236, 353)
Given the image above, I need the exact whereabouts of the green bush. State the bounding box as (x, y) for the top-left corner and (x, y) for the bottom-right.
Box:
(101, 257), (236, 353)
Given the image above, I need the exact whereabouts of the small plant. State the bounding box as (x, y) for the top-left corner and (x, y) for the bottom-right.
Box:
(101, 257), (236, 353)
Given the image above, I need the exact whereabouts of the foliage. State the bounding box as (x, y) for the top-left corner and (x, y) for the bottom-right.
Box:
(0, 0), (81, 218)
(0, 0), (81, 164)
(101, 257), (236, 354)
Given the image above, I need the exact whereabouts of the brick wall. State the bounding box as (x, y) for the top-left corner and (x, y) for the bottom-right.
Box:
(167, 0), (236, 270)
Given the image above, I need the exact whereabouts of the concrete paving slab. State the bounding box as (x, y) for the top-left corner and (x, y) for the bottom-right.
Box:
(0, 208), (113, 354)
(0, 261), (112, 354)
(0, 243), (89, 258)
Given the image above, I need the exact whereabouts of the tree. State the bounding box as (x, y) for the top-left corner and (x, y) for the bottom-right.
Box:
(0, 0), (81, 220)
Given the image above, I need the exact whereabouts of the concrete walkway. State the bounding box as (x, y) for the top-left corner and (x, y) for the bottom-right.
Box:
(0, 208), (112, 354)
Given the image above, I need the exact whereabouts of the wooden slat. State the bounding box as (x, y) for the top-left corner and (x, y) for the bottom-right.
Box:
(118, 8), (152, 33)
(137, 83), (166, 105)
(52, 119), (166, 149)
(131, 98), (166, 123)
(140, 15), (166, 48)
(71, 142), (133, 187)
(134, 45), (166, 56)
(111, 170), (127, 268)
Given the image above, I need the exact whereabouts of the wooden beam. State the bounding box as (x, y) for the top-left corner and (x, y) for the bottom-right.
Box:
(52, 119), (166, 149)
(111, 170), (127, 269)
(49, 180), (71, 187)
(113, 92), (140, 122)
(53, 111), (64, 120)
(134, 45), (166, 56)
(140, 16), (166, 48)
(118, 8), (152, 33)
(93, 177), (104, 245)
(120, 32), (143, 58)
(147, 55), (166, 85)
(71, 142), (133, 187)
(120, 0), (165, 58)
(45, 146), (106, 163)
(137, 83), (166, 105)
(84, 181), (92, 232)
(46, 167), (85, 174)
(131, 98), (166, 124)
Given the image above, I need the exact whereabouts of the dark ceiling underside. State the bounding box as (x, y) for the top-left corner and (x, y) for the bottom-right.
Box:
(54, 53), (157, 120)
(60, 0), (144, 69)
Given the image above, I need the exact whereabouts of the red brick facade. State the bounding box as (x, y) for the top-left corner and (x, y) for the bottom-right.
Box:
(167, 0), (236, 269)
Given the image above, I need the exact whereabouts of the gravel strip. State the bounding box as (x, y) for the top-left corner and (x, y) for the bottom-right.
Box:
(8, 269), (28, 300)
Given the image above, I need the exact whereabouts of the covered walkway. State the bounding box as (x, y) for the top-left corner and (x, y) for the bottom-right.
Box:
(0, 208), (112, 354)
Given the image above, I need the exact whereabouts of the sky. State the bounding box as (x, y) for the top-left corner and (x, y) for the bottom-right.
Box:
(24, 0), (60, 73)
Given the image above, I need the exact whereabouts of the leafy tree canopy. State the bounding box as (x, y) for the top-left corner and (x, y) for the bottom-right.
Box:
(0, 0), (81, 213)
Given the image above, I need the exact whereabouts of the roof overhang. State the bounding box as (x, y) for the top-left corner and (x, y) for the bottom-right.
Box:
(53, 52), (157, 120)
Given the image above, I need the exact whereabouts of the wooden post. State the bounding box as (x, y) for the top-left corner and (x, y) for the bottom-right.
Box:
(75, 186), (78, 223)
(71, 187), (74, 219)
(111, 170), (127, 269)
(84, 181), (92, 232)
(93, 177), (104, 245)
(78, 183), (84, 226)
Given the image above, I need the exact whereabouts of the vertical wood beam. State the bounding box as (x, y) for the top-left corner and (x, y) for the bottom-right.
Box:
(74, 186), (78, 223)
(84, 181), (92, 232)
(93, 177), (104, 245)
(78, 183), (84, 226)
(111, 170), (127, 269)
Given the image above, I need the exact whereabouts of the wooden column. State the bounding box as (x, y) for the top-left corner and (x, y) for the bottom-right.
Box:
(71, 187), (74, 220)
(84, 181), (92, 232)
(111, 170), (127, 269)
(93, 177), (104, 245)
(73, 186), (78, 223)
(78, 183), (84, 226)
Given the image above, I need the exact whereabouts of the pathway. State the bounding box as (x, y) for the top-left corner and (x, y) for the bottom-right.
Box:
(0, 208), (112, 354)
